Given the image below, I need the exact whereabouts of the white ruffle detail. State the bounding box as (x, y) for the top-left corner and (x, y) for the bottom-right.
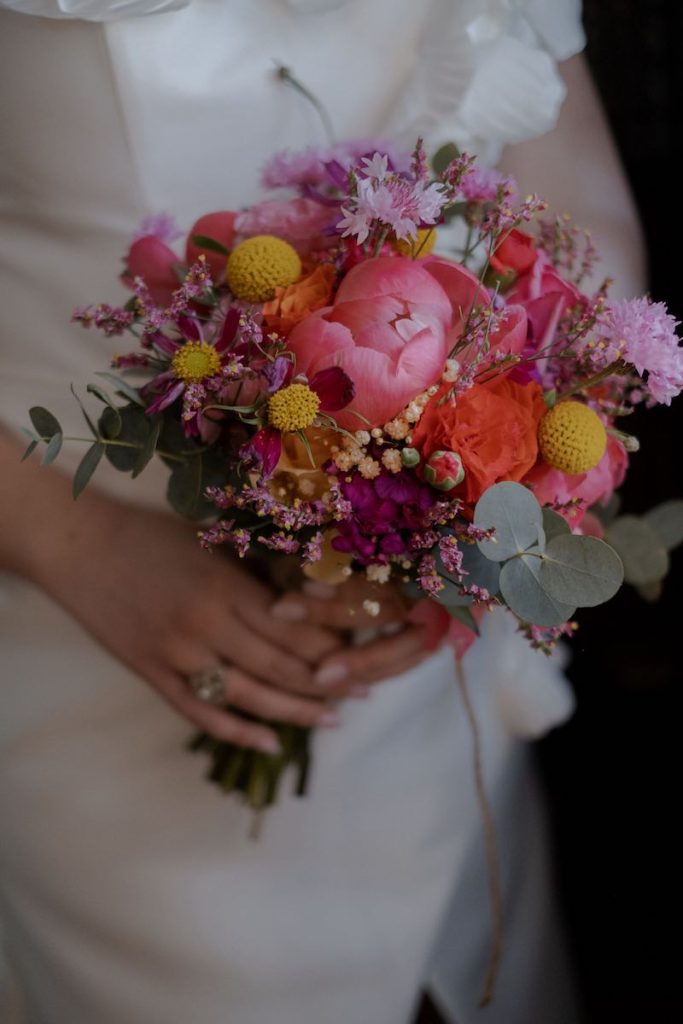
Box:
(467, 611), (576, 739)
(0, 0), (187, 20)
(386, 0), (584, 166)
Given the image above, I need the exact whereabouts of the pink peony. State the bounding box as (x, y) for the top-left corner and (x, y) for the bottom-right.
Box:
(286, 255), (480, 429)
(526, 434), (628, 523)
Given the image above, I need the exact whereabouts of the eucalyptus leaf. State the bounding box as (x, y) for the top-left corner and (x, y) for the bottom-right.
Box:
(86, 384), (123, 437)
(95, 372), (145, 407)
(191, 234), (230, 256)
(474, 482), (543, 562)
(542, 508), (571, 543)
(101, 404), (151, 472)
(591, 492), (621, 528)
(435, 577), (473, 607)
(636, 580), (663, 603)
(73, 443), (104, 498)
(21, 439), (38, 462)
(29, 406), (61, 440)
(443, 604), (480, 634)
(167, 458), (211, 520)
(458, 542), (501, 595)
(132, 415), (162, 478)
(500, 554), (576, 626)
(540, 535), (624, 606)
(606, 515), (669, 585)
(70, 384), (99, 438)
(643, 499), (683, 551)
(41, 431), (63, 466)
(431, 142), (460, 176)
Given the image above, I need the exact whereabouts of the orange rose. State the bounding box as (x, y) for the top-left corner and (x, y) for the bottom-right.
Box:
(262, 264), (336, 336)
(411, 377), (546, 503)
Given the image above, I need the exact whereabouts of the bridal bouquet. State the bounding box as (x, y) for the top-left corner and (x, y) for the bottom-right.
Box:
(25, 138), (683, 813)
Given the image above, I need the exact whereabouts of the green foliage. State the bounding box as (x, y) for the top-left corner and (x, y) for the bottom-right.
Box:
(431, 142), (460, 176)
(99, 404), (152, 472)
(474, 481), (543, 561)
(643, 499), (683, 551)
(29, 406), (61, 439)
(190, 234), (230, 256)
(499, 554), (577, 627)
(606, 514), (669, 586)
(94, 371), (144, 407)
(166, 453), (228, 521)
(73, 443), (104, 498)
(41, 431), (63, 466)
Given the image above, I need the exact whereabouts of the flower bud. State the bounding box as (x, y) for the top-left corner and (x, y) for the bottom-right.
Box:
(423, 450), (465, 491)
(401, 447), (421, 468)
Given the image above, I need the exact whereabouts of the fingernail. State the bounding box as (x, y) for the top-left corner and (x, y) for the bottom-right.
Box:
(319, 710), (340, 728)
(349, 684), (371, 699)
(380, 622), (404, 637)
(257, 735), (282, 756)
(271, 600), (307, 621)
(302, 580), (337, 600)
(315, 662), (349, 687)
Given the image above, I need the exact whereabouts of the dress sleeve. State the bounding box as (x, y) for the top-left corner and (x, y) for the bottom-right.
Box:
(0, 0), (188, 20)
(385, 0), (586, 167)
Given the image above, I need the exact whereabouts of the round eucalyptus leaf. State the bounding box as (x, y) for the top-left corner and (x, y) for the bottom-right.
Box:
(29, 406), (61, 440)
(459, 542), (501, 594)
(474, 482), (543, 562)
(590, 492), (621, 528)
(435, 577), (473, 607)
(499, 554), (576, 626)
(606, 515), (669, 585)
(542, 507), (571, 542)
(540, 535), (624, 606)
(41, 431), (63, 466)
(636, 580), (663, 603)
(643, 500), (683, 551)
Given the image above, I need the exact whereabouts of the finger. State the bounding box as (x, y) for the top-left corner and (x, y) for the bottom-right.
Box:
(224, 666), (339, 729)
(234, 599), (343, 664)
(146, 665), (283, 755)
(313, 625), (434, 689)
(210, 617), (320, 696)
(270, 586), (407, 630)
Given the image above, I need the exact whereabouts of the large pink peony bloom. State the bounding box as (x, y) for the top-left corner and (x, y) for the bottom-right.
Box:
(286, 255), (480, 428)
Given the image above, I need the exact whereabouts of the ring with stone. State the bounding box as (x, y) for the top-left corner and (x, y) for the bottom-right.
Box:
(187, 665), (227, 706)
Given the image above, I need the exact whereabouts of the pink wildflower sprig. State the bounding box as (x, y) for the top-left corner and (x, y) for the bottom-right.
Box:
(72, 304), (136, 337)
(538, 215), (600, 285)
(416, 554), (445, 597)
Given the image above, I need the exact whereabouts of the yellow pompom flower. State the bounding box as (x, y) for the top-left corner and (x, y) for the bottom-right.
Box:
(392, 227), (437, 259)
(171, 342), (222, 382)
(538, 400), (607, 474)
(268, 383), (320, 433)
(226, 235), (302, 302)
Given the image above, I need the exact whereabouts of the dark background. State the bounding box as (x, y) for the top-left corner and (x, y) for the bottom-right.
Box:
(538, 1), (683, 1020)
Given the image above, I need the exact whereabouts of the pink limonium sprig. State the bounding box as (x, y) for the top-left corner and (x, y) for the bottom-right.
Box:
(72, 304), (135, 337)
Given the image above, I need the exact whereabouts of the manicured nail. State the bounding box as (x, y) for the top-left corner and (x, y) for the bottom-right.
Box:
(257, 735), (282, 756)
(315, 662), (349, 687)
(319, 710), (341, 728)
(302, 580), (337, 600)
(349, 684), (371, 699)
(271, 600), (307, 621)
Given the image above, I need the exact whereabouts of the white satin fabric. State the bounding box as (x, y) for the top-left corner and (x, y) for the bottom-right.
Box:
(0, 2), (583, 1021)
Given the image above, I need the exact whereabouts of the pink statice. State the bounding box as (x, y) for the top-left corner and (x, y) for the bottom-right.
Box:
(460, 165), (515, 204)
(234, 198), (333, 251)
(72, 304), (134, 336)
(132, 213), (182, 245)
(596, 298), (683, 405)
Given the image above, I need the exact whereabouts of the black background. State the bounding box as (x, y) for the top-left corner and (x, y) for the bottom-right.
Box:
(538, 1), (683, 1020)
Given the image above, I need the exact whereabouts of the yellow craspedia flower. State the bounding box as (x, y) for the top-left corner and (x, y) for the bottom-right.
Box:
(268, 383), (320, 433)
(392, 227), (437, 258)
(538, 400), (607, 474)
(226, 235), (302, 302)
(171, 342), (221, 382)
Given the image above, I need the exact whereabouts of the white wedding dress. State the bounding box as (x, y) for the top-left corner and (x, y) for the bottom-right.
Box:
(0, 2), (585, 1021)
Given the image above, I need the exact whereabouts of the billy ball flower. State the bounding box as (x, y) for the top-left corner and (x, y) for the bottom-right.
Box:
(538, 401), (607, 474)
(268, 383), (320, 432)
(226, 235), (302, 303)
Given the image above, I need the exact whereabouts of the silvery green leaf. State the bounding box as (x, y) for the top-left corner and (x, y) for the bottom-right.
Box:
(540, 535), (624, 606)
(41, 432), (63, 466)
(29, 406), (61, 440)
(132, 415), (161, 478)
(95, 372), (145, 407)
(21, 439), (38, 462)
(87, 383), (123, 437)
(643, 500), (683, 551)
(70, 383), (99, 438)
(444, 604), (480, 633)
(103, 405), (151, 472)
(542, 508), (571, 542)
(499, 554), (576, 626)
(636, 580), (663, 603)
(73, 443), (104, 498)
(459, 543), (501, 595)
(436, 580), (473, 607)
(591, 492), (621, 527)
(431, 142), (460, 176)
(474, 482), (543, 562)
(190, 234), (230, 256)
(606, 515), (669, 585)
